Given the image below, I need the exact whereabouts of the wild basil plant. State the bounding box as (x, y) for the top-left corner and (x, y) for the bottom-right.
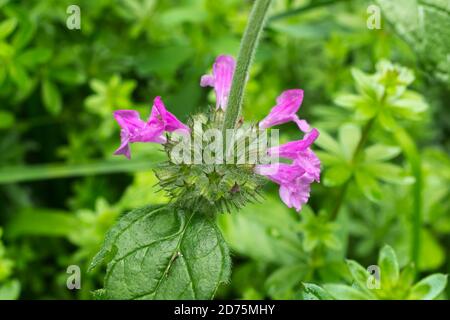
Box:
(89, 0), (322, 299)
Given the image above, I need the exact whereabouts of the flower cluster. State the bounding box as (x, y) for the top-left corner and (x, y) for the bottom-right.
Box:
(112, 55), (320, 212)
(255, 91), (321, 212)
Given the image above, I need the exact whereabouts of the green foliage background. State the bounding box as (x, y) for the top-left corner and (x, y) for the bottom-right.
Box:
(0, 0), (448, 299)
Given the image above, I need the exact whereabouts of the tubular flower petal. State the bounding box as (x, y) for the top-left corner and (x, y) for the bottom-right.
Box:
(279, 175), (313, 212)
(149, 96), (190, 135)
(268, 128), (319, 159)
(255, 162), (313, 212)
(200, 55), (236, 110)
(113, 110), (165, 159)
(113, 97), (189, 159)
(258, 89), (310, 131)
(255, 163), (306, 185)
(293, 148), (321, 182)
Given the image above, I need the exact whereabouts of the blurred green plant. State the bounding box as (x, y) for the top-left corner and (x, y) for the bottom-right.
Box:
(0, 228), (20, 299)
(303, 245), (448, 300)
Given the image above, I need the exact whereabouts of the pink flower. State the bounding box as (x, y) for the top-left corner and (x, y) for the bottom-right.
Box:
(255, 163), (305, 185)
(255, 89), (320, 212)
(113, 97), (189, 159)
(113, 110), (165, 159)
(255, 162), (313, 212)
(268, 128), (319, 159)
(268, 128), (321, 182)
(200, 55), (236, 111)
(293, 149), (321, 182)
(279, 175), (313, 212)
(149, 96), (190, 135)
(258, 89), (310, 132)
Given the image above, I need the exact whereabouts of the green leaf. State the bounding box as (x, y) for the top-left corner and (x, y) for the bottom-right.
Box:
(8, 63), (30, 89)
(398, 264), (415, 289)
(338, 124), (361, 160)
(378, 109), (397, 131)
(315, 151), (343, 166)
(389, 91), (428, 118)
(297, 208), (341, 251)
(418, 229), (445, 271)
(0, 110), (15, 129)
(301, 283), (334, 300)
(377, 0), (450, 82)
(364, 144), (401, 162)
(137, 45), (194, 77)
(49, 68), (85, 85)
(0, 18), (17, 39)
(323, 284), (370, 300)
(42, 79), (62, 115)
(265, 264), (307, 299)
(0, 158), (162, 184)
(346, 260), (370, 291)
(409, 274), (447, 300)
(0, 280), (20, 300)
(334, 94), (365, 109)
(351, 68), (381, 101)
(91, 205), (231, 300)
(364, 162), (415, 185)
(218, 197), (304, 265)
(17, 48), (52, 68)
(9, 8), (35, 50)
(6, 208), (79, 238)
(161, 6), (206, 25)
(355, 170), (382, 202)
(323, 164), (352, 187)
(316, 130), (342, 156)
(378, 245), (399, 288)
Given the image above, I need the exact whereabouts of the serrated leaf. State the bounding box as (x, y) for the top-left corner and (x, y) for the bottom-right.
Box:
(91, 205), (231, 300)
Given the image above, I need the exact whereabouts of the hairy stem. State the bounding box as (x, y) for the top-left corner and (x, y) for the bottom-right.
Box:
(222, 0), (272, 133)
